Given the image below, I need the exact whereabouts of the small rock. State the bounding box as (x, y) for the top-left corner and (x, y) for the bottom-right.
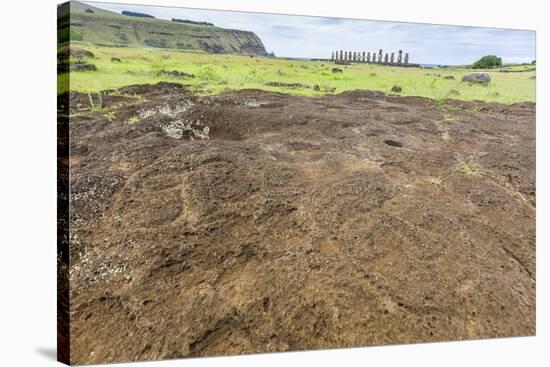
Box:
(331, 67), (343, 73)
(443, 75), (455, 80)
(391, 85), (402, 93)
(462, 72), (491, 84)
(448, 89), (460, 96)
(313, 84), (321, 91)
(111, 57), (122, 63)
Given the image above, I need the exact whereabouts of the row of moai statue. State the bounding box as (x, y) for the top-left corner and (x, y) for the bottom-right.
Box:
(331, 49), (409, 64)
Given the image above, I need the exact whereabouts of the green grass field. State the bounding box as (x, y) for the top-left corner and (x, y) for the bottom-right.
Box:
(59, 43), (536, 104)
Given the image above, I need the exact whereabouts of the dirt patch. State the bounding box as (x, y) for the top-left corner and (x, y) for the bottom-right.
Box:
(158, 70), (195, 79)
(265, 81), (310, 89)
(62, 82), (535, 364)
(58, 61), (97, 73)
(499, 68), (536, 73)
(57, 47), (95, 62)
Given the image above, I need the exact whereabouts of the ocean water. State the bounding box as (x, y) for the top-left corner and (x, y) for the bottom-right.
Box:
(420, 63), (452, 68)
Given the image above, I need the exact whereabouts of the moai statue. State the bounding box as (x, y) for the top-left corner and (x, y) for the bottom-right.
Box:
(404, 53), (409, 64)
(378, 49), (383, 63)
(331, 51), (334, 61)
(339, 50), (343, 61)
(343, 51), (347, 61)
(397, 50), (403, 64)
(384, 53), (389, 64)
(352, 52), (356, 61)
(362, 51), (366, 62)
(366, 52), (371, 62)
(390, 52), (395, 64)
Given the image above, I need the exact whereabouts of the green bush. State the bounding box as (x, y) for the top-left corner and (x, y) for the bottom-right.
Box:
(472, 55), (502, 69)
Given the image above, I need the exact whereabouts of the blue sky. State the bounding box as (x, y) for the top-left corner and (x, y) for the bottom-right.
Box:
(84, 1), (536, 65)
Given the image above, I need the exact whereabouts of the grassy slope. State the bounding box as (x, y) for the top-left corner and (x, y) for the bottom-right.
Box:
(60, 1), (266, 55)
(61, 43), (536, 104)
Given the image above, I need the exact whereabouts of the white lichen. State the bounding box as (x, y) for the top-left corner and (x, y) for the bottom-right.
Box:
(242, 98), (266, 108)
(138, 99), (195, 119)
(162, 119), (210, 140)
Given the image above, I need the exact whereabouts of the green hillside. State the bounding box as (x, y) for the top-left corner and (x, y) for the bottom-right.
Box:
(57, 1), (268, 55)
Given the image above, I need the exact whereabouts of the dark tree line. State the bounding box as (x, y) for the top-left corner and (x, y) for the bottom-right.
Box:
(122, 10), (155, 19)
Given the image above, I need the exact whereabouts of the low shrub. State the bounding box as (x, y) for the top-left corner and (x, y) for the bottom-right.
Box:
(121, 11), (155, 18)
(472, 55), (502, 69)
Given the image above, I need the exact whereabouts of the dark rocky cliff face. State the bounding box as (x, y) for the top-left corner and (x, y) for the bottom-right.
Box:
(195, 29), (267, 56)
(236, 31), (268, 56)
